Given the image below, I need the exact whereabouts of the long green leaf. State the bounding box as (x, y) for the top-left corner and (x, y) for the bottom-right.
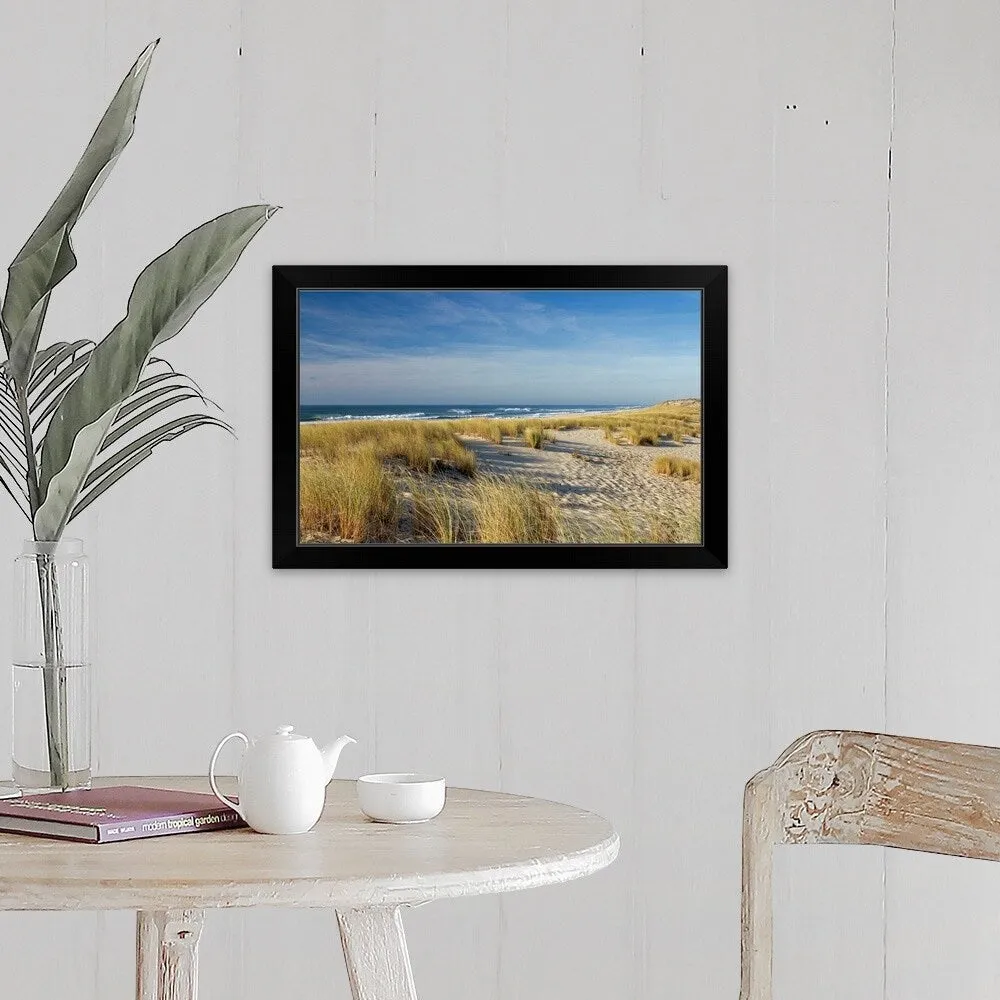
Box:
(133, 364), (209, 400)
(28, 340), (93, 394)
(34, 203), (277, 540)
(32, 342), (77, 378)
(0, 443), (28, 488)
(0, 383), (29, 517)
(0, 380), (24, 441)
(0, 459), (30, 519)
(29, 352), (92, 416)
(32, 356), (205, 442)
(114, 376), (211, 424)
(2, 42), (157, 383)
(0, 386), (24, 446)
(104, 388), (205, 448)
(71, 413), (231, 521)
(0, 409), (23, 451)
(0, 418), (26, 468)
(31, 381), (74, 437)
(3, 44), (156, 369)
(26, 343), (94, 441)
(0, 412), (27, 475)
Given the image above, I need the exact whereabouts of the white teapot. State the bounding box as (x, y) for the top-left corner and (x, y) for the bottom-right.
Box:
(210, 725), (356, 834)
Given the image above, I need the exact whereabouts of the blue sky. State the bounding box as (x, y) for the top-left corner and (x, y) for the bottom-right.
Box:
(299, 289), (701, 405)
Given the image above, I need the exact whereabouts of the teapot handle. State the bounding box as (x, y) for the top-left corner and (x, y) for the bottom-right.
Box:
(209, 732), (249, 821)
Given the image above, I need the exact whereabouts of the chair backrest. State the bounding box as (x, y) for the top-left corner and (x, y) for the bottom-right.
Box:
(741, 730), (1000, 1000)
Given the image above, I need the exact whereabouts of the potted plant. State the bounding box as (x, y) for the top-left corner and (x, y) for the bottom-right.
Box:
(1, 40), (276, 790)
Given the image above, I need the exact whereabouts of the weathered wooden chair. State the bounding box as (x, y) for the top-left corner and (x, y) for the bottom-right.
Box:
(741, 729), (1000, 1000)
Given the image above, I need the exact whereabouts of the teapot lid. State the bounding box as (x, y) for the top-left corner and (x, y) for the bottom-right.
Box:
(269, 724), (309, 742)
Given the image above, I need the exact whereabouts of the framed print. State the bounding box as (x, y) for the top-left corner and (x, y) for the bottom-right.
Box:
(273, 265), (727, 568)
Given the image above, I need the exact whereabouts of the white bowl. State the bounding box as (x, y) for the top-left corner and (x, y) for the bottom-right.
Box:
(357, 773), (446, 824)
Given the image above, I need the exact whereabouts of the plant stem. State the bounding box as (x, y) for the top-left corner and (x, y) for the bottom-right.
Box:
(13, 386), (39, 515)
(14, 384), (69, 788)
(36, 553), (69, 788)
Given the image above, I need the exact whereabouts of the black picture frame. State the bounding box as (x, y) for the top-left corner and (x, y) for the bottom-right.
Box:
(273, 265), (727, 569)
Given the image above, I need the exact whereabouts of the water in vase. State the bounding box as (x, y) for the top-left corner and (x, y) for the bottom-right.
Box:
(12, 662), (91, 791)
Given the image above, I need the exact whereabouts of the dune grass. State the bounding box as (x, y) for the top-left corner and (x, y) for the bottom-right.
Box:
(407, 480), (473, 543)
(450, 417), (503, 443)
(300, 450), (398, 542)
(648, 508), (701, 543)
(300, 460), (340, 538)
(558, 504), (700, 545)
(468, 476), (561, 543)
(567, 401), (701, 447)
(586, 505), (700, 544)
(407, 477), (563, 543)
(445, 400), (701, 445)
(299, 420), (473, 541)
(299, 400), (701, 543)
(301, 419), (477, 476)
(522, 424), (545, 449)
(300, 420), (562, 543)
(623, 425), (658, 446)
(652, 455), (701, 482)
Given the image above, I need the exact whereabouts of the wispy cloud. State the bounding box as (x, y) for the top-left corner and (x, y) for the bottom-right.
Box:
(299, 289), (701, 404)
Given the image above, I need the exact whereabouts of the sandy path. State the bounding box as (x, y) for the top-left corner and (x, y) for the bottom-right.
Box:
(458, 428), (700, 537)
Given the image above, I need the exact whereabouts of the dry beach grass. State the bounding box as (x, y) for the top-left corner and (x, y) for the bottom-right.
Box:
(652, 454), (701, 482)
(299, 401), (702, 544)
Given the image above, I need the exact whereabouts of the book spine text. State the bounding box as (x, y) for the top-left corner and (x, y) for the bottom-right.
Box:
(99, 810), (243, 842)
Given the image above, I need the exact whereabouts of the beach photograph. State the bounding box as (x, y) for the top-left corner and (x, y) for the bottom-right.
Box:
(298, 288), (703, 545)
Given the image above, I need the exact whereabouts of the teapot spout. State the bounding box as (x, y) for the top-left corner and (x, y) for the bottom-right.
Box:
(320, 734), (357, 783)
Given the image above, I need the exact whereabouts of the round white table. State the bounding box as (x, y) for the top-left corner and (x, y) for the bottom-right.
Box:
(0, 777), (619, 999)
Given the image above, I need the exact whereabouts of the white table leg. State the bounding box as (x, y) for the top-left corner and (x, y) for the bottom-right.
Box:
(136, 909), (204, 1000)
(337, 906), (419, 1000)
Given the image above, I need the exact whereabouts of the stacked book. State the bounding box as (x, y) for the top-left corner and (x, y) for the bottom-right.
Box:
(0, 786), (245, 843)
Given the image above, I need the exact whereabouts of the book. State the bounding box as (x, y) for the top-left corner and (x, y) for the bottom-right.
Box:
(0, 785), (246, 843)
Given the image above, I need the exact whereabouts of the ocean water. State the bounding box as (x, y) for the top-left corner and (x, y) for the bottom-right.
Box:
(300, 403), (640, 423)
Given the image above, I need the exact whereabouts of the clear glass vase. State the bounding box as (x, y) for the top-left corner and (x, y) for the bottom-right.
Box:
(12, 538), (91, 791)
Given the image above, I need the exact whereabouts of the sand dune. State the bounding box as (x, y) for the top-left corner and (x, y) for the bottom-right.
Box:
(458, 428), (700, 540)
(300, 403), (702, 544)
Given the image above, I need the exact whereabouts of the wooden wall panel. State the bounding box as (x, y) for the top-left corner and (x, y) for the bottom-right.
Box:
(886, 2), (1000, 998)
(89, 1), (243, 777)
(20, 0), (1000, 997)
(496, 574), (637, 1000)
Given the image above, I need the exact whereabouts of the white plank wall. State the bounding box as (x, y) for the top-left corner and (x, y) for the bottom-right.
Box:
(885, 2), (1000, 999)
(0, 2), (994, 999)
